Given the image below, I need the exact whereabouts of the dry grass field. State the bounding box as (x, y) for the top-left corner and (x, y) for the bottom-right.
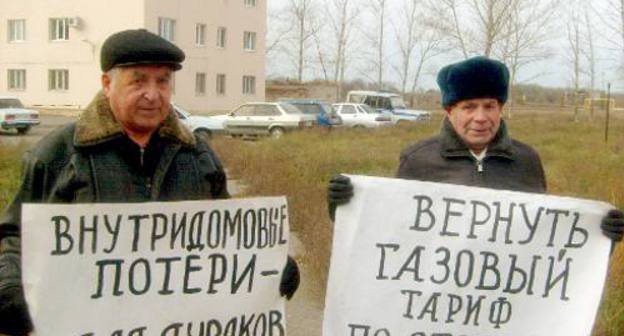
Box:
(0, 107), (622, 335)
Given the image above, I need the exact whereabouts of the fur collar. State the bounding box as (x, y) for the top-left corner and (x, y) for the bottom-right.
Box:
(74, 91), (196, 147)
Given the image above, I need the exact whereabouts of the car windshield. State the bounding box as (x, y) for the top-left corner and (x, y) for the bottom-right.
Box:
(0, 99), (24, 108)
(291, 103), (322, 115)
(390, 96), (407, 109)
(360, 104), (377, 114)
(279, 102), (303, 114)
(173, 105), (189, 119)
(348, 94), (367, 103)
(321, 103), (337, 115)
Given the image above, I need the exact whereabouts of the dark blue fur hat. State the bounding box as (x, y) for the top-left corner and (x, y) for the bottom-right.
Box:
(437, 56), (509, 108)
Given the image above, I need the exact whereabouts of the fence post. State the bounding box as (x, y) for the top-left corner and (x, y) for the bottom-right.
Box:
(605, 83), (611, 143)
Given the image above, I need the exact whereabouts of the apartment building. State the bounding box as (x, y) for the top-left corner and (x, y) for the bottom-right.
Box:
(0, 0), (266, 112)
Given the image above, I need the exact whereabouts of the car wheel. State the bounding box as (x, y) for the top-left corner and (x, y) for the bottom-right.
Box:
(194, 129), (212, 141)
(16, 126), (31, 135)
(269, 127), (285, 139)
(353, 124), (366, 129)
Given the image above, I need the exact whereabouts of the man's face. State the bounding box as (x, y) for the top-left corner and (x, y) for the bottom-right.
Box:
(446, 98), (502, 153)
(102, 65), (173, 136)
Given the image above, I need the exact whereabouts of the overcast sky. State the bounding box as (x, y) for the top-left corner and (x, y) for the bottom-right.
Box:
(266, 0), (624, 92)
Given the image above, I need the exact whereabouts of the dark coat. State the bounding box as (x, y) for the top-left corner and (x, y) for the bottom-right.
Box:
(0, 92), (228, 335)
(396, 118), (546, 193)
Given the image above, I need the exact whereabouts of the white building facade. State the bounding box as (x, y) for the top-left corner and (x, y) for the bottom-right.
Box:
(0, 0), (266, 112)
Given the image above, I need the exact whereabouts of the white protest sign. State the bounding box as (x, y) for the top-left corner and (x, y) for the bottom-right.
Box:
(323, 175), (613, 336)
(22, 197), (289, 336)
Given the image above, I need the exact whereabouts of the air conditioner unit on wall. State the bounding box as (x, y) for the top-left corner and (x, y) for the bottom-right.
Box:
(68, 17), (82, 28)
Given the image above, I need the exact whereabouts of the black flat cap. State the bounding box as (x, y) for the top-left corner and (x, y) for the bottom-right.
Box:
(437, 56), (509, 108)
(100, 29), (185, 72)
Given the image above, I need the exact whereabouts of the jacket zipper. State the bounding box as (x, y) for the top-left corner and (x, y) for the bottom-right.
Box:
(476, 159), (484, 172)
(139, 147), (153, 196)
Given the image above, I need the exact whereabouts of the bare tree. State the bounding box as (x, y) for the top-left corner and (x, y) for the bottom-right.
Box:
(425, 0), (517, 57)
(495, 0), (560, 117)
(424, 0), (472, 58)
(426, 0), (560, 117)
(266, 6), (293, 56)
(565, 0), (584, 121)
(593, 0), (624, 80)
(284, 0), (317, 82)
(392, 0), (445, 94)
(310, 13), (331, 81)
(600, 0), (624, 52)
(472, 0), (518, 56)
(361, 0), (387, 89)
(392, 0), (420, 93)
(568, 18), (582, 92)
(582, 2), (597, 118)
(326, 0), (360, 97)
(410, 30), (446, 92)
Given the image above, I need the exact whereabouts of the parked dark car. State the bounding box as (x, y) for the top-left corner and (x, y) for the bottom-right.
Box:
(280, 99), (343, 127)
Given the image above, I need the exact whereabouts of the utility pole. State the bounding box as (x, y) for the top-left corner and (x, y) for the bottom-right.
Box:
(605, 83), (611, 143)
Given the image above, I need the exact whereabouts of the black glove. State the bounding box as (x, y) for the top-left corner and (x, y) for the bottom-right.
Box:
(328, 174), (354, 221)
(601, 209), (624, 242)
(0, 253), (33, 336)
(279, 256), (300, 300)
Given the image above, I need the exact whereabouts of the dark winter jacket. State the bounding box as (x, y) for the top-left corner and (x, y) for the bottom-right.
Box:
(396, 118), (546, 193)
(0, 92), (228, 335)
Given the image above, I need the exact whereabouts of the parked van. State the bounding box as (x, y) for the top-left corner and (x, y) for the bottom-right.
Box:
(346, 90), (430, 123)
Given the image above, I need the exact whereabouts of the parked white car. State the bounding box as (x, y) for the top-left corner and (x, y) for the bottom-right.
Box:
(0, 97), (40, 135)
(333, 103), (393, 128)
(172, 103), (225, 139)
(346, 90), (431, 124)
(215, 102), (316, 138)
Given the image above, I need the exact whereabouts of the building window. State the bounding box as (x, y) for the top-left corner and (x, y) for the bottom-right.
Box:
(48, 69), (69, 91)
(217, 27), (227, 48)
(195, 73), (206, 96)
(245, 0), (257, 6)
(7, 69), (26, 90)
(242, 76), (255, 95)
(8, 19), (26, 42)
(243, 31), (256, 51)
(216, 74), (226, 95)
(158, 17), (176, 41)
(49, 18), (69, 41)
(195, 23), (206, 46)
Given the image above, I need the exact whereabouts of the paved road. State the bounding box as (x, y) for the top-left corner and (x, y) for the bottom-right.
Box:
(0, 114), (76, 146)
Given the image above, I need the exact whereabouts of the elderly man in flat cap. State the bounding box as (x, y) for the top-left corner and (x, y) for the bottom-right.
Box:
(0, 29), (298, 336)
(328, 56), (623, 239)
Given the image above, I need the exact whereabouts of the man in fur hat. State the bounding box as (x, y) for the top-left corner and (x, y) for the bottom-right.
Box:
(328, 56), (623, 240)
(0, 29), (298, 336)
